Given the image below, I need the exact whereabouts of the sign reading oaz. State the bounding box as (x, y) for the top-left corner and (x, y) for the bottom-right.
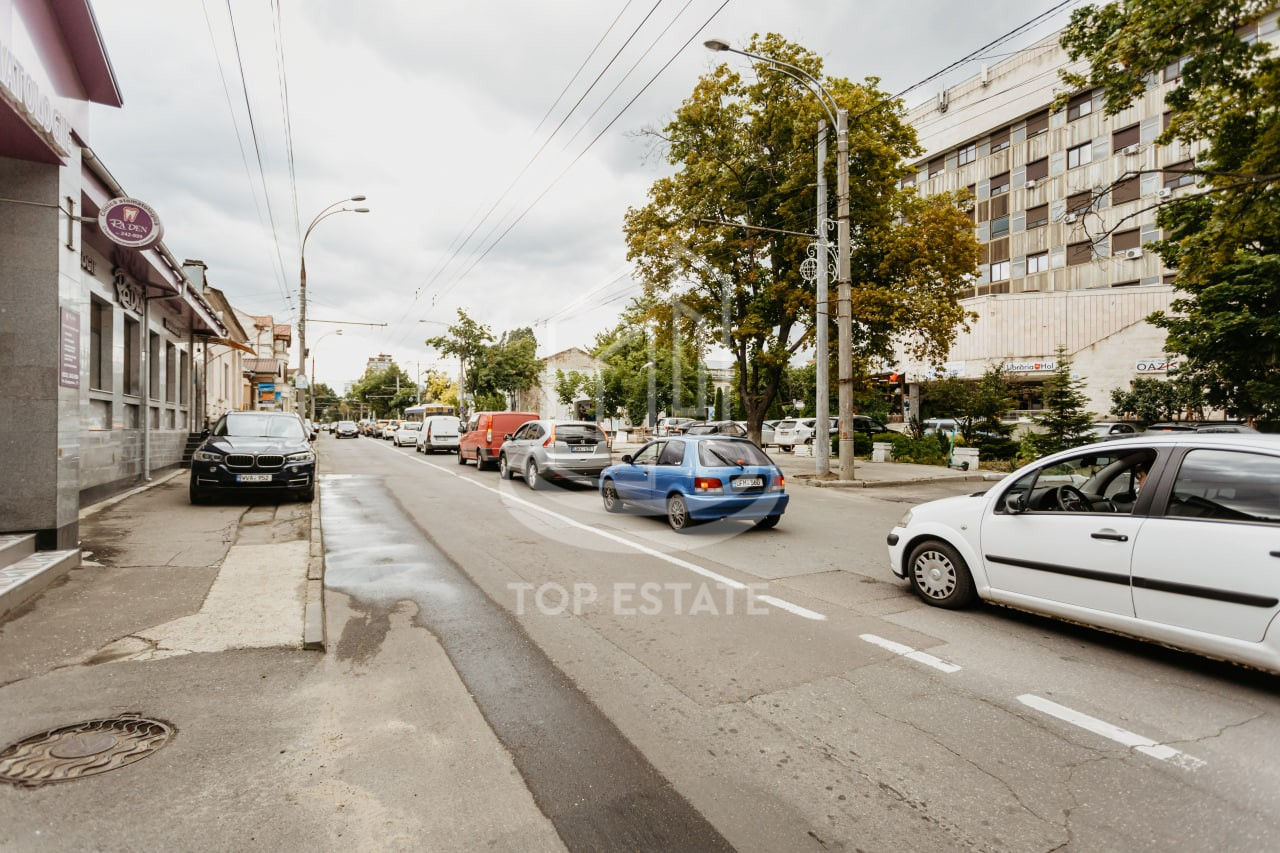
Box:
(98, 197), (164, 250)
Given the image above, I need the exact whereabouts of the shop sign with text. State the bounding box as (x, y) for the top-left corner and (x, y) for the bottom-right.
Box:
(1003, 359), (1058, 373)
(98, 197), (164, 250)
(1135, 357), (1180, 374)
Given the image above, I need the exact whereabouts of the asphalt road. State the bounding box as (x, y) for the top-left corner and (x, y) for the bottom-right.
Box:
(322, 436), (1280, 852)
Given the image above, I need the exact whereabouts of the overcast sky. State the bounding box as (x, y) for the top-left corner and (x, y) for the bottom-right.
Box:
(88, 0), (1078, 391)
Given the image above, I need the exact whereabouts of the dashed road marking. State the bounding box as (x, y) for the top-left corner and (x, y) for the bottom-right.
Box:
(859, 633), (962, 673)
(366, 441), (827, 621)
(1018, 693), (1207, 771)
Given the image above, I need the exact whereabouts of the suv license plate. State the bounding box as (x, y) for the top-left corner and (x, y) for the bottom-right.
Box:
(733, 477), (763, 488)
(571, 445), (594, 453)
(237, 474), (272, 483)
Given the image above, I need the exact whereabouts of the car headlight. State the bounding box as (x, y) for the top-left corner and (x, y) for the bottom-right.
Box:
(192, 449), (223, 463)
(286, 450), (316, 464)
(897, 509), (914, 528)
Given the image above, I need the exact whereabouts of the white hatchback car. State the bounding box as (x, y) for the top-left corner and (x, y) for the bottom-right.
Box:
(392, 421), (421, 446)
(416, 415), (461, 453)
(887, 433), (1280, 674)
(773, 418), (816, 450)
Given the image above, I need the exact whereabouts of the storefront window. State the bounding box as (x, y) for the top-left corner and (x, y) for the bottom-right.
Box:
(89, 297), (113, 392)
(124, 316), (140, 396)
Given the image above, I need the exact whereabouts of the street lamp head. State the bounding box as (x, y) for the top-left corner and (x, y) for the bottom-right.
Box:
(703, 38), (731, 52)
(353, 207), (370, 213)
(350, 195), (367, 202)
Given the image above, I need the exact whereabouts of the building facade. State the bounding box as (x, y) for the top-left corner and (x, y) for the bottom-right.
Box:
(239, 311), (295, 413)
(1, 0), (229, 547)
(894, 13), (1279, 415)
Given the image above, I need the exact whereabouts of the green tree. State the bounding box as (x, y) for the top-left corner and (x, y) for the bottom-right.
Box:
(1109, 375), (1204, 424)
(592, 302), (704, 426)
(425, 309), (495, 409)
(962, 365), (1014, 438)
(1060, 0), (1280, 421)
(486, 327), (543, 408)
(1023, 348), (1095, 458)
(624, 34), (979, 443)
(353, 363), (413, 418)
(420, 369), (460, 408)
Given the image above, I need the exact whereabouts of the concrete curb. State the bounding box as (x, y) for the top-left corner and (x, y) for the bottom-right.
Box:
(805, 472), (994, 489)
(303, 482), (325, 651)
(78, 469), (184, 520)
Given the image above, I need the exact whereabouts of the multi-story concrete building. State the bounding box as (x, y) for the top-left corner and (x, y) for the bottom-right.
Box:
(894, 13), (1279, 416)
(239, 312), (295, 413)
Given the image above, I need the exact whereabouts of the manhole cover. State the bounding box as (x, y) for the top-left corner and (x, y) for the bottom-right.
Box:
(0, 715), (173, 788)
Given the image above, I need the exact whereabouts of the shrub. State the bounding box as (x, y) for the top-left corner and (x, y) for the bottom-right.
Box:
(975, 434), (1019, 460)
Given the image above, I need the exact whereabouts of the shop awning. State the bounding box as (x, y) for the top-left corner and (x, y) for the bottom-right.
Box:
(207, 337), (256, 355)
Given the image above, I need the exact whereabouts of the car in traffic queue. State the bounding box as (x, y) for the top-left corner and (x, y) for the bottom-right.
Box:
(498, 420), (611, 489)
(886, 433), (1280, 674)
(1146, 421), (1259, 434)
(416, 415), (462, 454)
(457, 411), (539, 470)
(189, 411), (316, 504)
(683, 421), (748, 437)
(381, 420), (402, 440)
(392, 421), (421, 446)
(335, 420), (359, 438)
(600, 435), (788, 532)
(655, 417), (696, 437)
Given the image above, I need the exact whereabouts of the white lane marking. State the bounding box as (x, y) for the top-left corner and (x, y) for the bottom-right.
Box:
(1018, 694), (1207, 771)
(367, 441), (826, 621)
(860, 633), (962, 673)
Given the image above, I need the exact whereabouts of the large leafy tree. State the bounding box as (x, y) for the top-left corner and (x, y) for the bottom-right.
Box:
(1060, 0), (1280, 421)
(592, 302), (704, 426)
(624, 34), (979, 442)
(426, 311), (543, 411)
(1023, 348), (1096, 458)
(353, 363), (414, 418)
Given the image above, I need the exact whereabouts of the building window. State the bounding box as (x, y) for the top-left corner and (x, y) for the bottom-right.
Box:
(1067, 91), (1094, 121)
(149, 332), (161, 400)
(1163, 55), (1189, 82)
(1112, 279), (1140, 288)
(990, 215), (1010, 238)
(928, 156), (944, 178)
(989, 171), (1010, 195)
(990, 260), (1010, 281)
(1025, 203), (1049, 229)
(1112, 124), (1140, 152)
(1026, 157), (1048, 182)
(1112, 175), (1141, 204)
(1067, 142), (1093, 169)
(989, 127), (1010, 153)
(1027, 251), (1050, 274)
(165, 342), (177, 403)
(899, 174), (915, 189)
(957, 143), (976, 166)
(1112, 228), (1141, 252)
(1025, 109), (1049, 137)
(89, 297), (112, 392)
(1163, 110), (1172, 132)
(123, 316), (140, 396)
(179, 349), (190, 405)
(1067, 190), (1093, 214)
(1164, 159), (1195, 189)
(1067, 240), (1093, 266)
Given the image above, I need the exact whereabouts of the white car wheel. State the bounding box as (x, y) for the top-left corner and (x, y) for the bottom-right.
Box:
(907, 540), (976, 609)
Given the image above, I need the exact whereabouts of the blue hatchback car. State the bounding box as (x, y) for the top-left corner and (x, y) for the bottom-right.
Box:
(599, 435), (789, 531)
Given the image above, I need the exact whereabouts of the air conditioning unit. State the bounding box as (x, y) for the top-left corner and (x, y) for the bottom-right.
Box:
(1025, 179), (1038, 189)
(1157, 187), (1173, 198)
(1122, 144), (1140, 156)
(1119, 247), (1144, 260)
(1064, 213), (1079, 223)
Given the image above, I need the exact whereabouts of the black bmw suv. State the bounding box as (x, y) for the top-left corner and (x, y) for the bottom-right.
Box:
(189, 412), (317, 504)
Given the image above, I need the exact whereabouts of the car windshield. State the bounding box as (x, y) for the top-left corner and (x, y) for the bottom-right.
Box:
(697, 439), (772, 467)
(217, 414), (304, 439)
(400, 422), (421, 430)
(338, 421), (356, 428)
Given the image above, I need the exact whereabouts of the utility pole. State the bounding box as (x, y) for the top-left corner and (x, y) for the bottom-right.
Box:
(815, 118), (831, 478)
(836, 107), (855, 481)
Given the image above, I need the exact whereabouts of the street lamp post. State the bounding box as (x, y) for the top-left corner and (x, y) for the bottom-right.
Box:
(309, 329), (343, 421)
(704, 40), (855, 480)
(299, 196), (369, 424)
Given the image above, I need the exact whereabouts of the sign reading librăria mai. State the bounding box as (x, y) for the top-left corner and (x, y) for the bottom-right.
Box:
(59, 308), (79, 388)
(97, 197), (164, 250)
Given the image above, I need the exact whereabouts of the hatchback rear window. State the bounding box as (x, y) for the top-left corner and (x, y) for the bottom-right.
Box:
(776, 420), (798, 429)
(556, 425), (605, 442)
(697, 440), (772, 467)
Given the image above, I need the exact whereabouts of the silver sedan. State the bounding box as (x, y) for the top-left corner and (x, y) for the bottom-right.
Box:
(498, 420), (612, 489)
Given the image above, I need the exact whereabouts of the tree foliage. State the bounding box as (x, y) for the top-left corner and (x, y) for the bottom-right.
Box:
(1109, 376), (1204, 424)
(623, 34), (978, 442)
(591, 302), (704, 426)
(352, 363), (413, 418)
(1022, 348), (1096, 458)
(1060, 1), (1280, 420)
(425, 310), (543, 411)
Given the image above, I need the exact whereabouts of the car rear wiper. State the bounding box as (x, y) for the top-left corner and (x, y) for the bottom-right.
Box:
(708, 446), (744, 468)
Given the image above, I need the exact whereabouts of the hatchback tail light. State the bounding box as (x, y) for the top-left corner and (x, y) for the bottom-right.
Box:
(694, 477), (723, 494)
(543, 425), (556, 447)
(770, 473), (786, 492)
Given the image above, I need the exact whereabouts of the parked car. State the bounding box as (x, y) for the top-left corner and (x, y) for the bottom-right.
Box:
(416, 415), (462, 454)
(498, 420), (612, 489)
(1146, 421), (1258, 434)
(381, 420), (402, 440)
(655, 417), (696, 437)
(1088, 421), (1142, 439)
(683, 421), (748, 437)
(458, 411), (539, 470)
(759, 419), (780, 447)
(392, 421), (422, 446)
(189, 411), (316, 504)
(886, 433), (1280, 674)
(773, 417), (816, 450)
(335, 420), (359, 439)
(920, 417), (959, 435)
(600, 436), (788, 531)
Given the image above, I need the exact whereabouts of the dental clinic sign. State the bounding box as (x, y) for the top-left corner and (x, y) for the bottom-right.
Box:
(98, 198), (164, 250)
(0, 38), (73, 155)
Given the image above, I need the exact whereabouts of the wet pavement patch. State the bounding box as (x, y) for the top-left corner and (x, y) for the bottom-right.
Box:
(321, 475), (733, 852)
